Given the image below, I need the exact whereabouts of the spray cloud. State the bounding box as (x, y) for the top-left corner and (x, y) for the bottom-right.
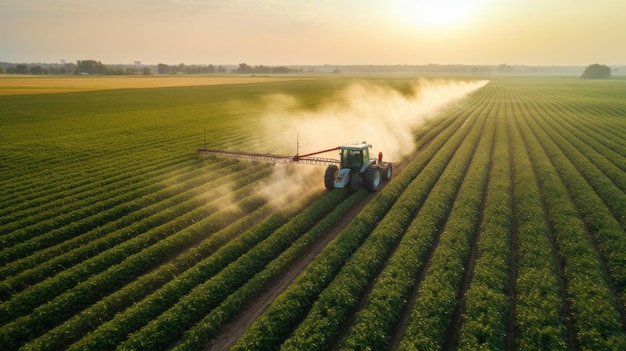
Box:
(263, 79), (488, 161)
(256, 78), (488, 202)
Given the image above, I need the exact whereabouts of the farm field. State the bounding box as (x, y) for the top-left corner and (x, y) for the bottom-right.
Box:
(0, 75), (306, 95)
(1, 75), (625, 350)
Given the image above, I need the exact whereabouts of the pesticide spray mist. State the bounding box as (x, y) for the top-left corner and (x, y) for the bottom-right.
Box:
(256, 78), (488, 203)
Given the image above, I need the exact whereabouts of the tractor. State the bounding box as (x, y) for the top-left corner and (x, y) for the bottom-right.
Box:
(324, 142), (392, 192)
(197, 141), (393, 192)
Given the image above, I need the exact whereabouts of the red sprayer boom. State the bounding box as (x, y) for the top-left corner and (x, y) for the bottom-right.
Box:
(197, 146), (341, 166)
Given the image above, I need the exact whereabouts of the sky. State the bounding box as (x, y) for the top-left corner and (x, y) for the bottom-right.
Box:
(1, 0), (624, 66)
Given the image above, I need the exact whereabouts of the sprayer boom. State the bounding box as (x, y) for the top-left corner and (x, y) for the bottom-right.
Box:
(198, 141), (393, 192)
(197, 147), (341, 166)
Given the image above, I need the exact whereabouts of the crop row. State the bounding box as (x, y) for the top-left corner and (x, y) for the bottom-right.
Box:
(507, 98), (568, 350)
(114, 188), (353, 351)
(24, 188), (321, 350)
(0, 156), (195, 234)
(170, 189), (370, 351)
(515, 95), (626, 349)
(0, 117), (266, 228)
(0, 134), (201, 220)
(0, 159), (250, 276)
(332, 93), (491, 351)
(0, 162), (269, 297)
(526, 99), (626, 300)
(231, 86), (493, 350)
(453, 92), (512, 350)
(387, 98), (491, 350)
(0, 172), (274, 348)
(549, 114), (626, 190)
(539, 98), (626, 177)
(533, 95), (626, 210)
(546, 96), (626, 158)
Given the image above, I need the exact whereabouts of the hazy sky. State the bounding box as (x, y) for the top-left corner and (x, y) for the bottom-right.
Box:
(1, 0), (624, 66)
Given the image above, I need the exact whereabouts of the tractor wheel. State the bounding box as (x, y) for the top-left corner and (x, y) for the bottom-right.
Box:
(383, 164), (393, 181)
(364, 166), (382, 192)
(350, 172), (361, 193)
(324, 165), (338, 189)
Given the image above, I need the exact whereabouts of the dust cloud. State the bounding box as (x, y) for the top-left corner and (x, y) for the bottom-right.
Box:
(262, 78), (488, 162)
(253, 78), (488, 202)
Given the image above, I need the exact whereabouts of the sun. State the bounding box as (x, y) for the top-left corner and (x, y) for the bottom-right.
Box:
(393, 0), (474, 29)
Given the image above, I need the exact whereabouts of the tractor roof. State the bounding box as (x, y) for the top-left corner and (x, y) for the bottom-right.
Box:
(341, 141), (372, 150)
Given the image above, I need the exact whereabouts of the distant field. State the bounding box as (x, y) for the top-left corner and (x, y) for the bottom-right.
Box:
(1, 76), (625, 351)
(0, 75), (308, 95)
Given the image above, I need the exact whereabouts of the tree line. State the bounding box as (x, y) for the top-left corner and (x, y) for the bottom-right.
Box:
(0, 60), (296, 75)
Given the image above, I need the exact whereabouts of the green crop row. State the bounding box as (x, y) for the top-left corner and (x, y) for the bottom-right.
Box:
(526, 100), (626, 299)
(336, 90), (492, 351)
(507, 100), (568, 350)
(112, 188), (349, 351)
(455, 101), (512, 350)
(0, 185), (270, 349)
(539, 100), (626, 181)
(516, 99), (626, 350)
(287, 108), (487, 350)
(171, 189), (369, 351)
(0, 157), (203, 244)
(24, 189), (319, 350)
(530, 98), (626, 226)
(548, 98), (626, 159)
(1, 133), (194, 200)
(0, 163), (270, 304)
(550, 89), (626, 150)
(232, 86), (493, 351)
(0, 124), (246, 219)
(0, 156), (197, 235)
(0, 159), (249, 282)
(0, 136), (197, 224)
(389, 101), (491, 350)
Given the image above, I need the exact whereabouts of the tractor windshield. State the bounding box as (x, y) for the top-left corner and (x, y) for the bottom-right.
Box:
(341, 148), (364, 169)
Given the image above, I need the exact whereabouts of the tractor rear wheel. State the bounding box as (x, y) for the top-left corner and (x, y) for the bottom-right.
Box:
(383, 164), (393, 181)
(324, 165), (338, 189)
(350, 172), (361, 193)
(364, 166), (381, 192)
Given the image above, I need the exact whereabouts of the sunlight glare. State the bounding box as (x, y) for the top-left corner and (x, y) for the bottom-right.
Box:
(394, 0), (474, 29)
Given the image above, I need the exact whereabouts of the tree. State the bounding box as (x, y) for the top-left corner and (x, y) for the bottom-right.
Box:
(581, 63), (611, 79)
(75, 60), (108, 75)
(15, 64), (29, 74)
(157, 63), (170, 74)
(30, 66), (44, 75)
(271, 66), (291, 74)
(254, 65), (271, 74)
(234, 63), (254, 74)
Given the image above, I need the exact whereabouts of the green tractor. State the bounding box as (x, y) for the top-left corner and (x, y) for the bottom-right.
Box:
(324, 142), (393, 192)
(198, 140), (393, 192)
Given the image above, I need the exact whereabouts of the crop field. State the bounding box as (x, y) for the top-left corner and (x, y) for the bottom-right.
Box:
(1, 75), (625, 350)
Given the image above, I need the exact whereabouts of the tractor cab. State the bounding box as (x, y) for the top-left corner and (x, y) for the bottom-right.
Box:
(340, 143), (371, 170)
